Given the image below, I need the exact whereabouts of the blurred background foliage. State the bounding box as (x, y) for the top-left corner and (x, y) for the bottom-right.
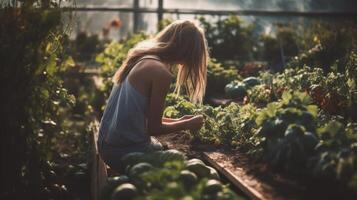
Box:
(0, 1), (94, 199)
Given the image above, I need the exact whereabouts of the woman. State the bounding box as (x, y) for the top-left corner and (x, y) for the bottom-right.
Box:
(97, 20), (209, 171)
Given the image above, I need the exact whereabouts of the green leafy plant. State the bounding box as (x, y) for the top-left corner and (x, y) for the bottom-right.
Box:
(253, 91), (319, 171)
(312, 121), (357, 191)
(164, 94), (256, 146)
(0, 2), (78, 199)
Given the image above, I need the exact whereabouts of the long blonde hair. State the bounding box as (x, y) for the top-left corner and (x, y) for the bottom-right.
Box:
(113, 20), (209, 104)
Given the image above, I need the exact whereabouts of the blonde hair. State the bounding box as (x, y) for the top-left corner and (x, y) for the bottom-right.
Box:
(113, 20), (209, 104)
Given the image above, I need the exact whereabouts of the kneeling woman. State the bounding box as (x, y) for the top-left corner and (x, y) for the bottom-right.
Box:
(97, 20), (209, 170)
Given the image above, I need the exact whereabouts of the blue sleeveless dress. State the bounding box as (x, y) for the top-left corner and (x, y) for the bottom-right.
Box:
(97, 55), (163, 170)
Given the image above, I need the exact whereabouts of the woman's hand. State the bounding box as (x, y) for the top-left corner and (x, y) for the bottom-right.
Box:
(184, 115), (204, 131)
(156, 115), (203, 135)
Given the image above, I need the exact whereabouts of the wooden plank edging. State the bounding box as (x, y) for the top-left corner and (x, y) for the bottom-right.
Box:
(90, 120), (108, 200)
(203, 152), (266, 200)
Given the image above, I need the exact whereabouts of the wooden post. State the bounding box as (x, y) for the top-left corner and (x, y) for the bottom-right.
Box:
(157, 0), (164, 30)
(158, 0), (164, 23)
(278, 37), (286, 69)
(133, 0), (140, 32)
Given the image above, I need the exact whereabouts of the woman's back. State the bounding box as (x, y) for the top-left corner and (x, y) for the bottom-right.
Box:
(98, 55), (162, 147)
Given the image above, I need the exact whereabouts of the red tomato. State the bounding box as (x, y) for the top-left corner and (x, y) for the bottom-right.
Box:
(309, 84), (325, 104)
(110, 18), (122, 28)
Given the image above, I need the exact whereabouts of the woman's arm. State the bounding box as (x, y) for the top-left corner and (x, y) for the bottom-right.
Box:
(162, 115), (194, 123)
(162, 117), (177, 123)
(147, 67), (202, 136)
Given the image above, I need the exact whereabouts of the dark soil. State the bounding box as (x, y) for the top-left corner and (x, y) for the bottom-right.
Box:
(159, 131), (215, 158)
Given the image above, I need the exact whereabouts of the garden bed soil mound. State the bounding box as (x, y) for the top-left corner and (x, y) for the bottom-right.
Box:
(157, 131), (216, 159)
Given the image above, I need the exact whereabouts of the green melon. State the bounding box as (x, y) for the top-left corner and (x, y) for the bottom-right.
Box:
(225, 82), (235, 95)
(186, 162), (210, 178)
(100, 176), (130, 200)
(185, 158), (205, 165)
(217, 190), (241, 200)
(230, 84), (247, 100)
(207, 166), (220, 180)
(110, 183), (138, 200)
(179, 170), (198, 186)
(158, 149), (186, 164)
(121, 152), (145, 167)
(128, 162), (153, 178)
(108, 175), (130, 185)
(242, 77), (261, 88)
(202, 179), (223, 196)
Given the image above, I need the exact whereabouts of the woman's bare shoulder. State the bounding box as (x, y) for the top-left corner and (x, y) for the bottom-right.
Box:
(140, 59), (173, 80)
